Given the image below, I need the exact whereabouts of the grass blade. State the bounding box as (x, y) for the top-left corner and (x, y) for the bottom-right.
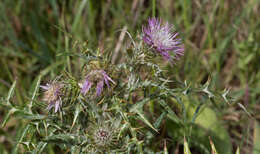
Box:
(209, 136), (218, 154)
(184, 137), (192, 154)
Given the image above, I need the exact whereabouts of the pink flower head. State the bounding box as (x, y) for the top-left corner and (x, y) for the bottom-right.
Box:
(40, 82), (63, 113)
(142, 18), (184, 62)
(81, 70), (115, 97)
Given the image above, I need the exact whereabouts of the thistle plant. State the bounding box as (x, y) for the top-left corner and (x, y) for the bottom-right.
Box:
(1, 18), (233, 154)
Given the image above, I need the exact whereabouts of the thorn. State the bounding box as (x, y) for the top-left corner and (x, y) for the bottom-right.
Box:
(222, 88), (231, 104)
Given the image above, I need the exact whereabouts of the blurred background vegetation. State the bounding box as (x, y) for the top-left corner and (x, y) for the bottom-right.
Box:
(0, 0), (259, 153)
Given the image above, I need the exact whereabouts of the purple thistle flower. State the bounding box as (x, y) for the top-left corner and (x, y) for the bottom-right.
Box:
(81, 70), (115, 97)
(96, 81), (104, 96)
(81, 78), (92, 95)
(142, 17), (184, 62)
(40, 82), (63, 113)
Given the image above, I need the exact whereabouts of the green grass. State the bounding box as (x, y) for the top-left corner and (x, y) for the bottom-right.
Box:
(0, 0), (259, 153)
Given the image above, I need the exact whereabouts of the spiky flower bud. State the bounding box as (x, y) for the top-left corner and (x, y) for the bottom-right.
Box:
(93, 127), (113, 147)
(40, 82), (64, 112)
(81, 70), (115, 97)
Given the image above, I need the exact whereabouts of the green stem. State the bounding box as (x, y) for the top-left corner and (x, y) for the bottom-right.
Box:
(152, 0), (156, 17)
(65, 35), (71, 73)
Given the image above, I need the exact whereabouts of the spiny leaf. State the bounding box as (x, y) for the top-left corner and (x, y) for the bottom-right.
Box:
(202, 85), (214, 98)
(182, 82), (190, 95)
(13, 125), (33, 153)
(136, 110), (158, 133)
(222, 88), (231, 104)
(2, 108), (17, 127)
(32, 142), (47, 154)
(158, 100), (180, 124)
(20, 114), (46, 120)
(129, 98), (150, 112)
(191, 102), (204, 124)
(202, 78), (214, 98)
(44, 134), (82, 145)
(173, 96), (187, 123)
(154, 111), (167, 129)
(70, 103), (81, 131)
(118, 123), (129, 140)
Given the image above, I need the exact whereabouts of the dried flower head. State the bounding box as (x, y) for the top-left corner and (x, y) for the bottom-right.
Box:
(40, 82), (63, 112)
(81, 70), (115, 97)
(142, 17), (184, 62)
